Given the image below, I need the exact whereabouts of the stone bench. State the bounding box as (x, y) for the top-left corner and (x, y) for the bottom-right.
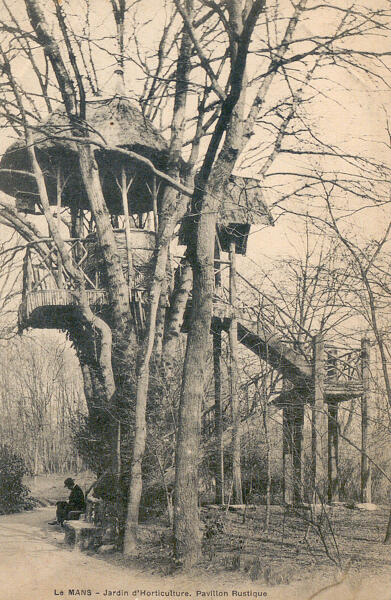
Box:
(63, 520), (103, 551)
(67, 510), (85, 520)
(63, 497), (103, 551)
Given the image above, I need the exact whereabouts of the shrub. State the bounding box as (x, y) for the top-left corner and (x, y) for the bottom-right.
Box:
(0, 445), (32, 514)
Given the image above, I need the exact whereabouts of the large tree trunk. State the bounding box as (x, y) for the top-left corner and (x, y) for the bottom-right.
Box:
(174, 191), (216, 566)
(173, 20), (255, 564)
(25, 0), (130, 481)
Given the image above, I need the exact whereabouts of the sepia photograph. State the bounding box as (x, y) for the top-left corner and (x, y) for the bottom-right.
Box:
(0, 0), (390, 598)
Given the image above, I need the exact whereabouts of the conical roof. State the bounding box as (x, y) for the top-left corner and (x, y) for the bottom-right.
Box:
(41, 96), (168, 153)
(0, 97), (170, 214)
(217, 175), (273, 226)
(178, 174), (273, 254)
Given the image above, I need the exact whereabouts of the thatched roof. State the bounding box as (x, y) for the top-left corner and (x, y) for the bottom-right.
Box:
(217, 175), (273, 227)
(41, 96), (168, 153)
(0, 97), (170, 214)
(178, 174), (273, 254)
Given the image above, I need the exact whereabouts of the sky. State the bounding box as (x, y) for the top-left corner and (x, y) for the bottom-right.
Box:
(0, 0), (390, 273)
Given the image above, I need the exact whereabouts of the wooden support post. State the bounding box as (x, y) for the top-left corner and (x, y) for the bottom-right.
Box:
(312, 334), (327, 504)
(121, 167), (135, 289)
(292, 399), (304, 506)
(213, 326), (224, 505)
(56, 167), (64, 288)
(22, 248), (32, 292)
(282, 403), (293, 505)
(214, 239), (221, 289)
(326, 347), (339, 503)
(327, 400), (339, 503)
(361, 337), (372, 503)
(228, 241), (242, 504)
(152, 175), (159, 233)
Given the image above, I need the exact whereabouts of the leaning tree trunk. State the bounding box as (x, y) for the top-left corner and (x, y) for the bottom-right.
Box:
(123, 243), (169, 554)
(123, 204), (183, 555)
(163, 259), (193, 364)
(123, 5), (194, 552)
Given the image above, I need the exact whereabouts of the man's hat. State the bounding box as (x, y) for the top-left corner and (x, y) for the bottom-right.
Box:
(64, 478), (74, 487)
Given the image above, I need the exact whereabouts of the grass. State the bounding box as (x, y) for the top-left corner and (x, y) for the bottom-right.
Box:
(116, 504), (391, 587)
(23, 474), (391, 590)
(24, 471), (95, 506)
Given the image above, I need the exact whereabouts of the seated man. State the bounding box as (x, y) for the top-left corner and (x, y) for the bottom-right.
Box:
(48, 478), (86, 526)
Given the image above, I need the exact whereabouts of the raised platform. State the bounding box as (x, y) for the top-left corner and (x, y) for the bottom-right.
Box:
(18, 289), (108, 329)
(18, 288), (234, 331)
(18, 288), (364, 404)
(273, 380), (363, 405)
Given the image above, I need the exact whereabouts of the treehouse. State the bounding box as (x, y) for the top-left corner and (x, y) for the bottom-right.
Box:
(0, 97), (170, 216)
(0, 97), (175, 332)
(0, 94), (371, 509)
(0, 95), (275, 333)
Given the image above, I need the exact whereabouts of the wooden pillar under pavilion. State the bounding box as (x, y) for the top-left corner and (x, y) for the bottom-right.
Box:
(121, 166), (135, 288)
(56, 167), (64, 288)
(282, 402), (294, 505)
(327, 400), (339, 503)
(292, 399), (304, 505)
(213, 325), (224, 505)
(312, 334), (327, 503)
(361, 337), (372, 503)
(228, 241), (243, 504)
(326, 347), (340, 503)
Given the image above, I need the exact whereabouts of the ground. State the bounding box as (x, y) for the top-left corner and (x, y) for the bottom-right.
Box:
(0, 474), (390, 600)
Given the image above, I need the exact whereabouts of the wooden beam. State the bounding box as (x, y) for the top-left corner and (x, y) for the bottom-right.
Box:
(327, 400), (339, 503)
(213, 326), (224, 505)
(229, 241), (242, 504)
(361, 337), (372, 503)
(312, 334), (327, 503)
(282, 403), (293, 505)
(292, 399), (304, 505)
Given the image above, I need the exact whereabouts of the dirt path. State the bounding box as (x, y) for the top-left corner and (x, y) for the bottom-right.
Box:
(0, 507), (390, 600)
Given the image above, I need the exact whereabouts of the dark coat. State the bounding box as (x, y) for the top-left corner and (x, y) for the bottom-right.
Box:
(68, 484), (85, 512)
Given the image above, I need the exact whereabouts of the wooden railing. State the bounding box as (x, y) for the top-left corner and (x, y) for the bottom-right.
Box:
(325, 346), (362, 384)
(22, 236), (154, 294)
(23, 238), (100, 293)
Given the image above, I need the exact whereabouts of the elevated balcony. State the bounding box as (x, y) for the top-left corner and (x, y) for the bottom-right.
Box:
(323, 345), (363, 400)
(19, 230), (155, 331)
(19, 231), (234, 332)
